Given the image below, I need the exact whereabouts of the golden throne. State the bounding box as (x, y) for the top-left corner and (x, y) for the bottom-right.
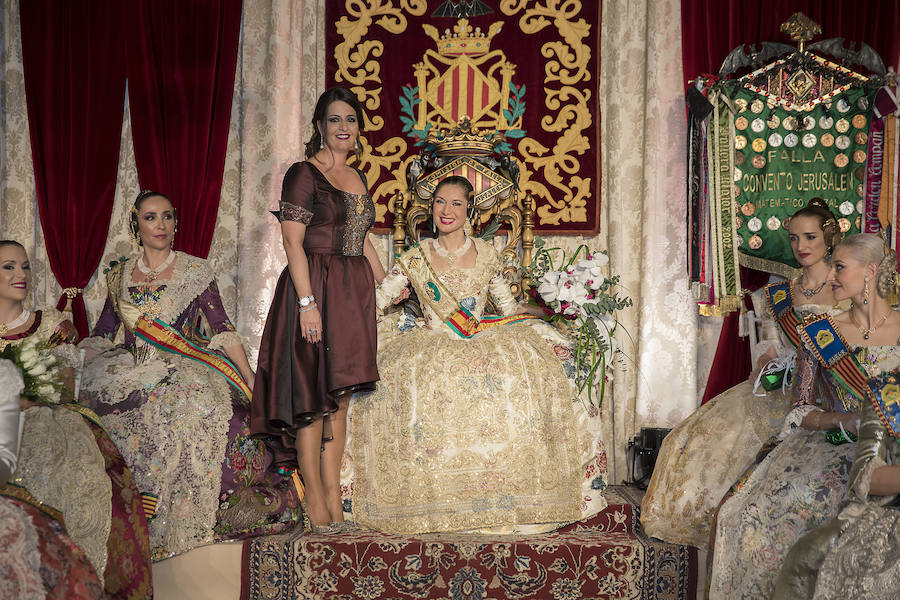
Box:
(390, 18), (536, 299)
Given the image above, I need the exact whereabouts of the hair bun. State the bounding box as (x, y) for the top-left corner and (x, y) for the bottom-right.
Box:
(805, 198), (830, 211)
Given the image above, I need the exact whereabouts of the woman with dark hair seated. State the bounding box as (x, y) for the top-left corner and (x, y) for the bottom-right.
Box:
(80, 192), (301, 561)
(643, 199), (844, 548)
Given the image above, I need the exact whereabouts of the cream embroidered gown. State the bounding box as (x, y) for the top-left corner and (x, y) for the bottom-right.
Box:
(641, 287), (841, 547)
(349, 237), (604, 534)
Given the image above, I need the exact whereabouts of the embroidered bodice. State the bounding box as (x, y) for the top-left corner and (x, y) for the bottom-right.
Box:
(376, 237), (519, 331)
(278, 161), (374, 257)
(85, 252), (241, 352)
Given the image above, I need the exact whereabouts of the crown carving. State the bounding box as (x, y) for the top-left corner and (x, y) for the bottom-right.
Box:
(780, 12), (821, 52)
(427, 117), (504, 156)
(423, 19), (503, 57)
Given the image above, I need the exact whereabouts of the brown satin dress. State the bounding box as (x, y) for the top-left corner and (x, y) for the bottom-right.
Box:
(251, 161), (379, 467)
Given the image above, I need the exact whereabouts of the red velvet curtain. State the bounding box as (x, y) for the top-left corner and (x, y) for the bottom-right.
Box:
(683, 0), (900, 85)
(125, 0), (242, 259)
(684, 0), (900, 403)
(700, 267), (771, 404)
(19, 1), (127, 338)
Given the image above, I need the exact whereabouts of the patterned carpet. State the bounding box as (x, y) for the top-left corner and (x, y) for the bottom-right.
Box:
(241, 486), (697, 600)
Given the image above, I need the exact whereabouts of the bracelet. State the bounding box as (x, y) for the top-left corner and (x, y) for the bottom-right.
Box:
(297, 295), (315, 308)
(299, 303), (318, 313)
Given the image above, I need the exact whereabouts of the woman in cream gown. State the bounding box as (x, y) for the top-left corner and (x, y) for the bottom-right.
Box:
(349, 176), (606, 535)
(0, 240), (151, 599)
(642, 200), (842, 547)
(0, 359), (105, 600)
(709, 233), (898, 599)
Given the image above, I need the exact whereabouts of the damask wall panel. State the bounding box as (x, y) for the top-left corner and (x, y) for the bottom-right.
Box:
(1, 0), (701, 485)
(324, 1), (601, 234)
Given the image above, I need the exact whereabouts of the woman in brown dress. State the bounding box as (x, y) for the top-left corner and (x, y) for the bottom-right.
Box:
(251, 87), (385, 531)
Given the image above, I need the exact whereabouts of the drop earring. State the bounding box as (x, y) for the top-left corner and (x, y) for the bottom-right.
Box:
(864, 278), (869, 304)
(319, 136), (324, 150)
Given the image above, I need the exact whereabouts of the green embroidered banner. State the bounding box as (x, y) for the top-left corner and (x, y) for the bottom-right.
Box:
(733, 86), (873, 271)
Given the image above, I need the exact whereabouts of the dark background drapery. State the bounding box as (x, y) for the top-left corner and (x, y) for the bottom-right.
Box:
(683, 0), (900, 403)
(126, 0), (242, 259)
(19, 0), (241, 339)
(19, 0), (127, 338)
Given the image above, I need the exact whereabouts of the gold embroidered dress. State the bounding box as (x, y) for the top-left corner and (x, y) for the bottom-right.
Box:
(350, 237), (603, 534)
(641, 288), (839, 548)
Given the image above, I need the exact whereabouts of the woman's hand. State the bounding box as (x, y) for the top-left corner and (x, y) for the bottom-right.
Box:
(392, 288), (411, 305)
(841, 414), (859, 436)
(515, 302), (545, 317)
(300, 306), (323, 344)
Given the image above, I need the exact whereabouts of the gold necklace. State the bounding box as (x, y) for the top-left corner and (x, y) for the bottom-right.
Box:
(850, 309), (889, 340)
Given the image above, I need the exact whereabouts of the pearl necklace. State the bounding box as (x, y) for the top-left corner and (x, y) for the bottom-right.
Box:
(0, 308), (30, 336)
(136, 250), (176, 283)
(433, 237), (471, 267)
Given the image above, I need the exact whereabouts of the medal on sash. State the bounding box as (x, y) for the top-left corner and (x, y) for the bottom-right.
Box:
(867, 371), (900, 438)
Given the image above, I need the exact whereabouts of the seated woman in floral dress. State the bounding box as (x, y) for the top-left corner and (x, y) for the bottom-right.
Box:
(0, 239), (151, 599)
(708, 233), (899, 599)
(773, 243), (900, 600)
(0, 358), (105, 600)
(348, 176), (607, 535)
(79, 192), (301, 561)
(642, 199), (842, 547)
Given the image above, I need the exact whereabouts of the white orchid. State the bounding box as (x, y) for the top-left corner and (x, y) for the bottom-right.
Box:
(27, 363), (47, 377)
(573, 255), (608, 290)
(18, 346), (39, 368)
(537, 270), (562, 303)
(524, 239), (632, 408)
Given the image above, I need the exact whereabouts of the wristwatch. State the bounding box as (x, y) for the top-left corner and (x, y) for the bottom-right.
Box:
(298, 295), (315, 307)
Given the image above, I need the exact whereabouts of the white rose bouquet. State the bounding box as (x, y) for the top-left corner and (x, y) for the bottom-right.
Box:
(524, 237), (632, 407)
(0, 338), (66, 404)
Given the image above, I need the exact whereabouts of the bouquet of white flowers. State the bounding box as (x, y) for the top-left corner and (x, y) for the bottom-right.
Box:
(524, 237), (632, 407)
(0, 338), (66, 404)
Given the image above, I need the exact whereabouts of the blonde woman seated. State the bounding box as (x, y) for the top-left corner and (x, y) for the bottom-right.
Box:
(349, 175), (606, 535)
(709, 233), (898, 599)
(0, 240), (151, 599)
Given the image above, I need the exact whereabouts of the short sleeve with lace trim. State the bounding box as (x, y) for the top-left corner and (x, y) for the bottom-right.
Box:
(278, 161), (316, 224)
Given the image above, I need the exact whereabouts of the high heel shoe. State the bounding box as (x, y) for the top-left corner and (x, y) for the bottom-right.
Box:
(310, 522), (342, 534)
(336, 520), (360, 532)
